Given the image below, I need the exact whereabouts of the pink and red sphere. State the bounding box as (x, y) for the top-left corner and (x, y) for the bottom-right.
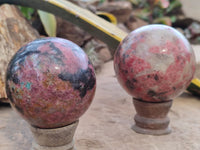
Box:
(114, 25), (195, 102)
(6, 25), (196, 128)
(6, 37), (96, 129)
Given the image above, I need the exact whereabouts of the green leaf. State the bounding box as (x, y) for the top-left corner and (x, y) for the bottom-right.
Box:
(153, 16), (172, 26)
(166, 0), (181, 14)
(134, 8), (151, 22)
(128, 0), (139, 5)
(153, 7), (164, 18)
(18, 6), (34, 20)
(38, 10), (57, 37)
(99, 0), (106, 4)
(170, 15), (176, 23)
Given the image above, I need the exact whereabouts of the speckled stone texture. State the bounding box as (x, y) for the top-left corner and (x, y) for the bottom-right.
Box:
(6, 37), (96, 129)
(114, 25), (195, 102)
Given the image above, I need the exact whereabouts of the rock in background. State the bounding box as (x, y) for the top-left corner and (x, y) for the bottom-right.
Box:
(65, 0), (148, 68)
(2, 0), (200, 101)
(56, 17), (92, 47)
(97, 1), (133, 23)
(0, 4), (40, 102)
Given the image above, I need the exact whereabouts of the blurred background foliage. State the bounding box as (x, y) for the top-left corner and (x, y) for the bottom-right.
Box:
(129, 0), (182, 26)
(15, 0), (200, 70)
(18, 0), (200, 45)
(18, 0), (182, 36)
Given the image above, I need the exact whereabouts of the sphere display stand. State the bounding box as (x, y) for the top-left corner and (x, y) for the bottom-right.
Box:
(30, 121), (79, 150)
(132, 99), (172, 135)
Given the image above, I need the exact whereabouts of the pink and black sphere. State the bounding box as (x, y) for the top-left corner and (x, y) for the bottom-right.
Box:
(6, 37), (96, 129)
(114, 25), (195, 102)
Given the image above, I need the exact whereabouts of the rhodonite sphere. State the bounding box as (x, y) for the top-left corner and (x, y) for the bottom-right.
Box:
(114, 25), (195, 102)
(6, 37), (96, 128)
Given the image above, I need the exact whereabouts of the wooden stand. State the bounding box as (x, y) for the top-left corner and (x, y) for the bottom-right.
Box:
(132, 99), (172, 135)
(30, 121), (79, 150)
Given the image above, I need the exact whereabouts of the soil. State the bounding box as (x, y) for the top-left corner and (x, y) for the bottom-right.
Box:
(1, 61), (200, 150)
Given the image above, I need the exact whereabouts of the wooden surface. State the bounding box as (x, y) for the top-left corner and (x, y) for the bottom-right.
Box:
(1, 61), (200, 150)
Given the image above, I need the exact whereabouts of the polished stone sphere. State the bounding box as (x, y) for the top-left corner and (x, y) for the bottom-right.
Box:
(6, 37), (96, 128)
(114, 25), (195, 102)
